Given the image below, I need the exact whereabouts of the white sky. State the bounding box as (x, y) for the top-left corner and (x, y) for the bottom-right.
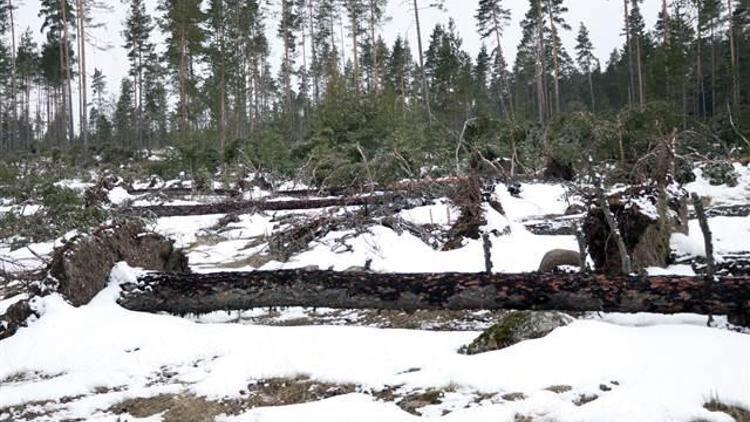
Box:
(13, 0), (661, 99)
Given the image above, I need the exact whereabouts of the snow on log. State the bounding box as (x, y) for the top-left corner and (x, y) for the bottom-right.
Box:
(117, 270), (750, 326)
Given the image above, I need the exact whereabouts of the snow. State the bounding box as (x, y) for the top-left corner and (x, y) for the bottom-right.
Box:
(671, 216), (750, 258)
(53, 179), (95, 192)
(397, 199), (458, 227)
(646, 264), (697, 276)
(2, 174), (749, 421)
(107, 187), (133, 206)
(685, 163), (750, 207)
(493, 182), (574, 220)
(218, 394), (412, 422)
(0, 263), (747, 421)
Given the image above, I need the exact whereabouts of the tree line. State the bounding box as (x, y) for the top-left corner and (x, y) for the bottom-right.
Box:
(0, 0), (747, 181)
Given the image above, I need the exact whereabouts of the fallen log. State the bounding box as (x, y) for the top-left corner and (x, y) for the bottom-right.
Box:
(128, 187), (241, 197)
(122, 195), (396, 217)
(523, 204), (750, 236)
(117, 270), (750, 326)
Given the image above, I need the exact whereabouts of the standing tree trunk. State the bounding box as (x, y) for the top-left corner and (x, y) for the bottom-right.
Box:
(351, 4), (360, 93)
(662, 0), (672, 101)
(369, 0), (377, 92)
(696, 7), (706, 117)
(547, 1), (561, 116)
(9, 0), (17, 150)
(711, 23), (717, 115)
(76, 0), (88, 153)
(178, 27), (189, 135)
(728, 0), (740, 109)
(57, 15), (68, 144)
(535, 0), (548, 124)
(588, 70), (596, 113)
(491, 7), (510, 118)
(635, 31), (644, 106)
(413, 0), (431, 124)
(624, 0), (635, 107)
(61, 0), (75, 144)
(308, 0), (319, 104)
(282, 0), (293, 112)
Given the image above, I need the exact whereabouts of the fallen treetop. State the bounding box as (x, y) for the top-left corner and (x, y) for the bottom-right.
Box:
(117, 270), (750, 326)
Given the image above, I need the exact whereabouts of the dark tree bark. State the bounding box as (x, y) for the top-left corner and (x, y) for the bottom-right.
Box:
(117, 270), (750, 326)
(123, 195), (402, 217)
(692, 193), (715, 279)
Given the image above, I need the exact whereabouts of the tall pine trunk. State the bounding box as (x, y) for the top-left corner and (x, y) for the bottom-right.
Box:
(588, 70), (596, 113)
(546, 1), (561, 116)
(728, 0), (740, 109)
(308, 0), (319, 104)
(413, 0), (431, 123)
(178, 26), (189, 135)
(491, 7), (509, 118)
(624, 0), (634, 107)
(61, 0), (74, 144)
(9, 0), (16, 150)
(535, 0), (547, 123)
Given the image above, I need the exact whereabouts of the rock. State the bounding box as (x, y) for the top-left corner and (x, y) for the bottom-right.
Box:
(538, 249), (580, 272)
(507, 182), (522, 198)
(488, 199), (505, 215)
(47, 221), (189, 307)
(0, 299), (35, 340)
(702, 161), (739, 187)
(459, 311), (573, 355)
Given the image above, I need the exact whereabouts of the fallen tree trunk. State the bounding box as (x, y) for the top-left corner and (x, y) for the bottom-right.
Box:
(128, 187), (241, 197)
(118, 270), (750, 326)
(123, 195), (396, 217)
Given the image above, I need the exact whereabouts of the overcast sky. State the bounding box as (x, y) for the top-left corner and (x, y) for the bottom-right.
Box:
(14, 0), (661, 99)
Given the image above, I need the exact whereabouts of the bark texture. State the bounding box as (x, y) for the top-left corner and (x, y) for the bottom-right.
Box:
(117, 270), (750, 326)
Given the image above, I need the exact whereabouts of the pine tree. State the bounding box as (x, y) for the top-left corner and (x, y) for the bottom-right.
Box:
(385, 35), (412, 98)
(16, 28), (38, 147)
(279, 0), (300, 111)
(575, 22), (597, 112)
(515, 0), (547, 122)
(475, 0), (511, 116)
(39, 0), (76, 144)
(342, 0), (367, 93)
(123, 0), (154, 147)
(490, 45), (510, 117)
(143, 53), (168, 146)
(473, 45), (491, 114)
(425, 20), (473, 130)
(366, 0), (387, 91)
(114, 77), (135, 145)
(89, 68), (111, 144)
(629, 0), (646, 106)
(158, 0), (204, 135)
(411, 0), (443, 119)
(698, 0), (723, 115)
(543, 0), (570, 116)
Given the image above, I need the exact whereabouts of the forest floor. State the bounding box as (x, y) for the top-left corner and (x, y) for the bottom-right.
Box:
(0, 162), (748, 421)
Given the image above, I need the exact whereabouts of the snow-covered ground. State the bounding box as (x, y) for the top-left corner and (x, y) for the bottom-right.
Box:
(1, 164), (749, 421)
(0, 264), (748, 422)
